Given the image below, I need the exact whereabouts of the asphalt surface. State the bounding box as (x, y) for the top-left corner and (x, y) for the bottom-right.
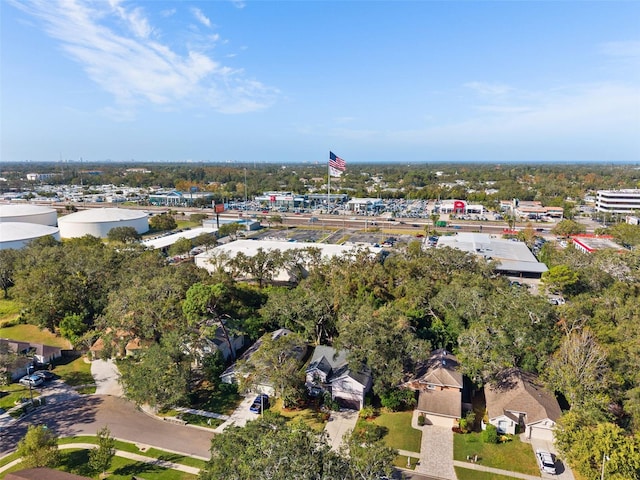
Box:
(0, 395), (214, 459)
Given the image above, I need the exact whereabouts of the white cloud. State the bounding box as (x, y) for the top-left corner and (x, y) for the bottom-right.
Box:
(191, 7), (211, 28)
(332, 82), (640, 159)
(231, 0), (246, 9)
(160, 8), (176, 18)
(8, 0), (276, 115)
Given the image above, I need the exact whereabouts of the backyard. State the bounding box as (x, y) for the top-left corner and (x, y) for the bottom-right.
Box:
(0, 323), (70, 349)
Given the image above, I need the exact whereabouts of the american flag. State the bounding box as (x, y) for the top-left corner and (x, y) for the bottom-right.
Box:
(329, 151), (346, 173)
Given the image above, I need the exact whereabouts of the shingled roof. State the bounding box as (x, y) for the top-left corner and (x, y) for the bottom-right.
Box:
(485, 368), (561, 425)
(409, 348), (463, 389)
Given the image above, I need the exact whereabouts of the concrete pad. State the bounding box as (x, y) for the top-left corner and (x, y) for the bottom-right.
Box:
(91, 359), (124, 396)
(528, 435), (575, 480)
(324, 409), (359, 451)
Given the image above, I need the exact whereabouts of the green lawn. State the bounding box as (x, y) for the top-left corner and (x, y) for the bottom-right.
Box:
(271, 398), (328, 431)
(359, 410), (422, 453)
(455, 466), (521, 480)
(58, 436), (207, 469)
(0, 449), (197, 480)
(453, 432), (539, 475)
(393, 455), (418, 470)
(188, 383), (242, 417)
(0, 298), (22, 320)
(53, 355), (94, 387)
(0, 324), (70, 348)
(0, 383), (41, 411)
(372, 410), (422, 453)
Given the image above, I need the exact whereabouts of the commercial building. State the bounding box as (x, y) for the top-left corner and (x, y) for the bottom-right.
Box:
(596, 189), (640, 214)
(436, 200), (485, 215)
(254, 191), (307, 210)
(436, 232), (548, 278)
(571, 234), (623, 254)
(148, 190), (214, 207)
(195, 239), (382, 282)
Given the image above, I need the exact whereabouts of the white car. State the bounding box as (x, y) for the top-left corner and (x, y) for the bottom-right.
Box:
(19, 374), (44, 388)
(536, 449), (556, 475)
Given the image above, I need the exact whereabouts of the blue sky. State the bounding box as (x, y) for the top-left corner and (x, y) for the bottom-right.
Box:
(1, 0), (639, 164)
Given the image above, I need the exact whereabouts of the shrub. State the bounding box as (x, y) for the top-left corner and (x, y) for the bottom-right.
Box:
(482, 423), (499, 444)
(379, 388), (416, 411)
(417, 414), (426, 427)
(361, 405), (376, 420)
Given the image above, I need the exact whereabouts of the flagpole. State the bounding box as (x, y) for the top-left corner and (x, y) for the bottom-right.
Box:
(327, 151), (331, 214)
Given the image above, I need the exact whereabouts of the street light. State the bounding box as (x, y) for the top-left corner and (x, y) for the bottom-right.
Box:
(601, 452), (610, 480)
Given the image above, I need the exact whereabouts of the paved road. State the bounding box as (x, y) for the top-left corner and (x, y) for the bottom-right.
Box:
(0, 395), (214, 459)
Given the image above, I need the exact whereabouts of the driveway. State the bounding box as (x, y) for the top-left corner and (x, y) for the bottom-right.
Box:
(214, 395), (259, 432)
(324, 409), (359, 451)
(411, 410), (456, 480)
(91, 359), (124, 396)
(528, 435), (575, 480)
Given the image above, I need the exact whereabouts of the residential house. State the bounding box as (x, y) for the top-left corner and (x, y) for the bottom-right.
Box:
(484, 368), (562, 441)
(195, 326), (244, 363)
(405, 349), (464, 427)
(305, 345), (372, 410)
(89, 329), (149, 359)
(220, 328), (306, 396)
(1, 338), (62, 365)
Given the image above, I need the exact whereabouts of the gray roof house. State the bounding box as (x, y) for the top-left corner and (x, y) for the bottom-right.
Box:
(199, 326), (244, 362)
(484, 368), (562, 441)
(220, 328), (306, 396)
(305, 345), (372, 410)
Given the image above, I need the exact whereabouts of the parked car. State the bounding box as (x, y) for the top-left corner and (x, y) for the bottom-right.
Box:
(34, 370), (55, 382)
(249, 394), (269, 414)
(536, 449), (556, 475)
(19, 374), (44, 388)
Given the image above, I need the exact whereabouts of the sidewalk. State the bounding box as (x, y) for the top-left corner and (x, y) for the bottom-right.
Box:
(174, 406), (229, 420)
(0, 443), (201, 476)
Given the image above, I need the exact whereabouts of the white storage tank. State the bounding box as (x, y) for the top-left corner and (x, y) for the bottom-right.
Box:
(58, 208), (149, 239)
(0, 222), (60, 249)
(0, 204), (57, 226)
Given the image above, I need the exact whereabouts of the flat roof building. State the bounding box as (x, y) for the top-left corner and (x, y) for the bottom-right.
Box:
(596, 189), (640, 214)
(436, 232), (548, 278)
(195, 239), (382, 283)
(571, 234), (623, 254)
